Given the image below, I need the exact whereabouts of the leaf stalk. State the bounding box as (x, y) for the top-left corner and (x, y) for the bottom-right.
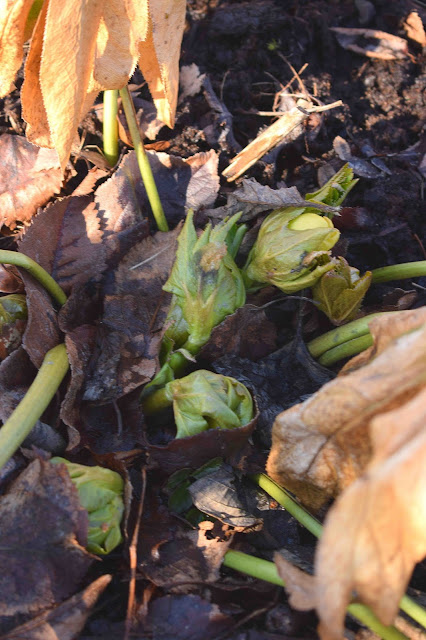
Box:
(103, 89), (119, 166)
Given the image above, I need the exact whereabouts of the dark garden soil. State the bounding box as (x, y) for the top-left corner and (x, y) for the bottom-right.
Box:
(0, 1), (425, 639)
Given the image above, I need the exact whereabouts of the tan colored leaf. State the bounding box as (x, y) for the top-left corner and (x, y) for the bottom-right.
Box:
(38, 0), (104, 170)
(93, 0), (148, 87)
(274, 553), (316, 611)
(331, 27), (408, 60)
(403, 11), (426, 46)
(315, 385), (426, 639)
(138, 0), (187, 127)
(0, 133), (62, 229)
(266, 307), (426, 509)
(0, 0), (34, 97)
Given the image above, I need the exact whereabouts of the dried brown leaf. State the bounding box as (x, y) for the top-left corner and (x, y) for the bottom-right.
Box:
(274, 554), (316, 612)
(403, 11), (426, 46)
(0, 0), (34, 97)
(0, 134), (62, 229)
(266, 307), (426, 509)
(0, 459), (93, 634)
(0, 575), (111, 640)
(330, 27), (409, 60)
(315, 385), (426, 639)
(138, 0), (187, 127)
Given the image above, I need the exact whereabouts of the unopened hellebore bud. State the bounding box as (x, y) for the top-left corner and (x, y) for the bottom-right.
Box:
(147, 370), (254, 439)
(51, 457), (125, 555)
(305, 163), (358, 208)
(312, 257), (372, 325)
(244, 208), (340, 294)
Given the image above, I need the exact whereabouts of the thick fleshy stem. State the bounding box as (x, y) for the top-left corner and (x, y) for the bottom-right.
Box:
(0, 344), (69, 471)
(103, 89), (119, 166)
(223, 550), (409, 640)
(119, 86), (169, 232)
(251, 474), (426, 631)
(371, 261), (426, 283)
(317, 334), (373, 367)
(0, 251), (67, 307)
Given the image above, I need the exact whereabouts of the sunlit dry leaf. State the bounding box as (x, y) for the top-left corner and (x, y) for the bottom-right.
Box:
(330, 27), (409, 60)
(179, 63), (206, 104)
(315, 385), (426, 640)
(0, 134), (62, 229)
(266, 307), (426, 509)
(138, 0), (187, 127)
(0, 0), (34, 97)
(403, 11), (426, 46)
(12, 0), (186, 168)
(0, 575), (111, 640)
(0, 459), (93, 634)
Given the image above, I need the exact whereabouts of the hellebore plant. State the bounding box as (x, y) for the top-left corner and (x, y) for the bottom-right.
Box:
(0, 293), (28, 359)
(143, 369), (253, 439)
(243, 207), (340, 293)
(51, 457), (125, 555)
(312, 257), (372, 325)
(305, 163), (358, 207)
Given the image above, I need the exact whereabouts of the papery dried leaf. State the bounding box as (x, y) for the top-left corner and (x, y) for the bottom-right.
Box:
(0, 575), (111, 640)
(18, 196), (104, 295)
(0, 0), (34, 97)
(315, 386), (426, 640)
(330, 27), (409, 60)
(0, 134), (62, 229)
(266, 307), (426, 509)
(274, 554), (316, 612)
(403, 11), (426, 46)
(0, 459), (93, 634)
(93, 0), (148, 87)
(138, 0), (187, 127)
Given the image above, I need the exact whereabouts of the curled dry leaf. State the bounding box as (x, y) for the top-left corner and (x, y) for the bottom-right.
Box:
(0, 0), (186, 169)
(403, 11), (426, 46)
(266, 307), (426, 509)
(0, 134), (62, 229)
(330, 27), (409, 60)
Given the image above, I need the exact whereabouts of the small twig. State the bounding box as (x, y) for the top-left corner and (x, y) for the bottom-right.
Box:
(124, 467), (147, 640)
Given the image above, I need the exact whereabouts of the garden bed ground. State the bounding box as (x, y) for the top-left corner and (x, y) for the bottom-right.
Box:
(0, 1), (425, 639)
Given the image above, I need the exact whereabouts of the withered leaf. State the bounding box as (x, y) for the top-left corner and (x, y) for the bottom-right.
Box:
(0, 134), (62, 229)
(330, 27), (409, 60)
(139, 594), (232, 640)
(314, 386), (426, 639)
(1, 0), (186, 169)
(403, 11), (426, 46)
(0, 575), (111, 640)
(82, 227), (180, 403)
(266, 307), (426, 510)
(0, 459), (93, 634)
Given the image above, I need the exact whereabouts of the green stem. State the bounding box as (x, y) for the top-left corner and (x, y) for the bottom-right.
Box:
(371, 261), (426, 284)
(103, 90), (119, 166)
(0, 251), (67, 307)
(252, 473), (322, 538)
(0, 344), (69, 471)
(223, 551), (408, 640)
(119, 86), (169, 232)
(318, 334), (373, 367)
(307, 312), (389, 359)
(253, 474), (426, 631)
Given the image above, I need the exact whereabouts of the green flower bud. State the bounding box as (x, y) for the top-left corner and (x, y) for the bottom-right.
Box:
(0, 294), (27, 360)
(244, 208), (340, 293)
(305, 163), (358, 208)
(50, 457), (124, 555)
(146, 370), (253, 439)
(162, 210), (246, 356)
(312, 257), (372, 325)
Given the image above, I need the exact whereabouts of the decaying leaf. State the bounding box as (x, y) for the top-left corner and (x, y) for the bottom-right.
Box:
(403, 11), (426, 46)
(0, 575), (111, 640)
(266, 307), (426, 509)
(0, 0), (186, 169)
(330, 27), (409, 60)
(0, 134), (62, 229)
(0, 459), (93, 634)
